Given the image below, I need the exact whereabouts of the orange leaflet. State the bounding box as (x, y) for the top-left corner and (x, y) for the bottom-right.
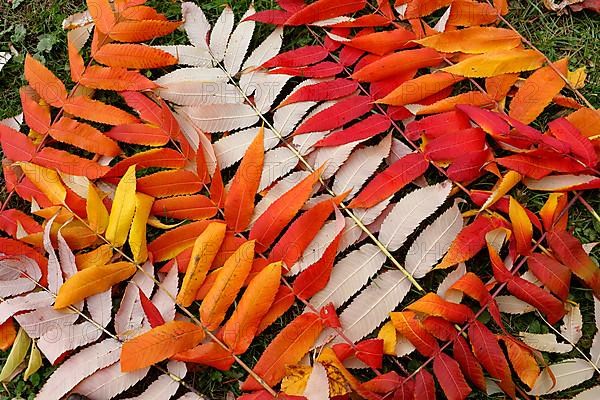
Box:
(417, 92), (495, 115)
(24, 54), (68, 108)
(136, 170), (202, 198)
(68, 39), (85, 82)
(403, 0), (453, 18)
(33, 148), (109, 180)
(566, 107), (600, 138)
(151, 195), (218, 220)
(501, 337), (540, 389)
(0, 125), (36, 162)
(19, 163), (66, 206)
(109, 20), (182, 43)
(447, 0), (497, 26)
(432, 353), (472, 400)
(240, 313), (323, 391)
(509, 58), (569, 124)
(486, 73), (520, 101)
(105, 148), (186, 179)
(416, 27), (521, 54)
(63, 96), (139, 126)
(200, 241), (255, 330)
(93, 43), (177, 69)
(349, 152), (428, 209)
(453, 336), (486, 391)
(224, 128), (265, 232)
(75, 244), (113, 270)
(120, 321), (205, 372)
(268, 194), (345, 267)
(48, 118), (121, 157)
(0, 319), (17, 351)
(222, 262), (282, 354)
(285, 0), (366, 25)
(508, 197), (533, 256)
(176, 222), (226, 307)
(250, 165), (325, 253)
(378, 72), (464, 106)
(86, 0), (116, 34)
(406, 293), (474, 324)
(79, 66), (157, 91)
(345, 28), (416, 56)
(390, 311), (439, 357)
(256, 285), (295, 334)
(54, 262), (136, 309)
(20, 86), (51, 134)
(547, 230), (600, 298)
(539, 193), (568, 232)
(148, 220), (214, 262)
(173, 342), (234, 371)
(352, 48), (442, 82)
(468, 321), (515, 398)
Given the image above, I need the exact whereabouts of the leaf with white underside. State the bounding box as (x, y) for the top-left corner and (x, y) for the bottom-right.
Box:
(519, 332), (572, 353)
(561, 303), (583, 345)
(339, 199), (391, 252)
(302, 362), (330, 400)
(528, 359), (595, 396)
(0, 256), (40, 297)
(154, 68), (241, 106)
(405, 204), (463, 279)
(437, 263), (466, 303)
(308, 140), (361, 180)
(214, 127), (279, 169)
(154, 45), (211, 67)
(123, 361), (187, 400)
(151, 264), (179, 323)
(572, 386), (600, 400)
(209, 6), (234, 62)
(181, 2), (210, 50)
(590, 297), (600, 368)
(74, 362), (149, 400)
(259, 147), (299, 192)
(180, 103), (259, 133)
(223, 6), (255, 76)
(496, 295), (536, 314)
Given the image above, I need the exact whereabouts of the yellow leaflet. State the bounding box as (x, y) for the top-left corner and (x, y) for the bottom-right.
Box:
(480, 170), (522, 211)
(129, 193), (154, 263)
(105, 165), (137, 247)
(377, 321), (397, 355)
(87, 183), (109, 234)
(281, 365), (311, 395)
(442, 49), (545, 78)
(24, 341), (42, 381)
(147, 216), (184, 230)
(19, 163), (66, 205)
(0, 328), (31, 382)
(568, 66), (587, 89)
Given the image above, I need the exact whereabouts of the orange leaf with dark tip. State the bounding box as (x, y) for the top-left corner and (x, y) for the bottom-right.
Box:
(200, 241), (255, 330)
(49, 118), (121, 157)
(173, 342), (234, 371)
(250, 165), (325, 253)
(151, 195), (218, 220)
(240, 313), (323, 391)
(453, 335), (486, 391)
(390, 311), (439, 357)
(79, 66), (158, 91)
(120, 321), (205, 372)
(349, 152), (428, 209)
(222, 262), (281, 354)
(547, 230), (600, 298)
(136, 170), (202, 198)
(109, 20), (182, 43)
(87, 0), (116, 34)
(148, 220), (214, 262)
(378, 72), (464, 106)
(508, 197), (533, 256)
(352, 48), (442, 82)
(433, 353), (472, 400)
(93, 44), (178, 69)
(24, 54), (67, 108)
(285, 0), (366, 25)
(225, 128), (264, 232)
(63, 96), (138, 126)
(407, 293), (474, 324)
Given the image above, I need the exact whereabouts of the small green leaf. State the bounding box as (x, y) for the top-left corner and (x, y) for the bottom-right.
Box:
(0, 328), (31, 382)
(24, 341), (42, 381)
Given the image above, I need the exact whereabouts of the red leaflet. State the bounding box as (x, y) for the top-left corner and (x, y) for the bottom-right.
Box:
(79, 66), (157, 91)
(332, 13), (392, 28)
(349, 152), (428, 209)
(548, 117), (598, 167)
(49, 118), (121, 156)
(390, 311), (439, 357)
(369, 69), (417, 100)
(425, 128), (486, 162)
(33, 147), (109, 179)
(356, 339), (384, 370)
(468, 321), (515, 398)
(278, 79), (358, 107)
(278, 0), (305, 12)
(497, 150), (588, 180)
(405, 111), (471, 141)
(453, 336), (487, 391)
(109, 20), (182, 43)
(528, 253), (571, 301)
(508, 197), (533, 256)
(64, 96), (139, 126)
(455, 104), (510, 137)
(270, 61), (343, 78)
(20, 86), (51, 134)
(138, 288), (165, 328)
(433, 353), (472, 400)
(105, 124), (169, 146)
(469, 191), (542, 231)
(361, 371), (403, 394)
(414, 369), (436, 400)
(224, 128), (264, 232)
(121, 91), (162, 126)
(319, 303), (341, 328)
(507, 277), (566, 324)
(151, 195), (218, 220)
(262, 45), (328, 68)
(315, 114), (391, 147)
(422, 316), (459, 341)
(268, 193), (344, 267)
(0, 209), (42, 238)
(246, 10), (293, 25)
(447, 150), (491, 182)
(547, 230), (600, 297)
(352, 48), (442, 82)
(105, 148), (186, 179)
(24, 54), (67, 107)
(250, 165), (325, 253)
(345, 28), (416, 55)
(408, 293), (474, 324)
(173, 342), (235, 371)
(0, 238), (48, 286)
(136, 170), (202, 198)
(148, 220), (214, 262)
(285, 0), (366, 25)
(294, 96), (373, 135)
(0, 125), (36, 162)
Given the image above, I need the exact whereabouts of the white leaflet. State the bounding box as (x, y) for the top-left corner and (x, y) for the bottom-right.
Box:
(155, 67), (227, 86)
(172, 108), (201, 151)
(251, 72), (291, 113)
(158, 81), (244, 106)
(0, 256), (40, 297)
(178, 393), (204, 400)
(561, 303), (583, 344)
(0, 52), (12, 72)
(62, 10), (93, 30)
(379, 182), (452, 251)
(272, 79), (322, 136)
(114, 262), (154, 337)
(395, 333), (416, 357)
(572, 386), (600, 400)
(57, 230), (77, 278)
(213, 127), (279, 169)
(333, 134), (392, 198)
(318, 270), (411, 345)
(181, 103), (259, 133)
(308, 140), (360, 180)
(259, 147), (299, 192)
(44, 213), (62, 294)
(523, 174), (598, 192)
(437, 263), (467, 303)
(240, 27), (284, 87)
(251, 171), (311, 225)
(293, 131), (328, 156)
(15, 307), (79, 339)
(182, 2), (210, 49)
(310, 244), (386, 310)
(36, 338), (121, 400)
(155, 45), (212, 67)
(434, 6), (452, 32)
(387, 138), (413, 165)
(303, 362), (330, 400)
(74, 362), (149, 400)
(37, 321), (103, 364)
(0, 112), (23, 130)
(519, 332), (572, 353)
(590, 297), (600, 367)
(87, 289), (112, 328)
(406, 204), (463, 279)
(528, 358), (595, 396)
(58, 171), (89, 198)
(124, 361), (187, 400)
(496, 295), (536, 314)
(152, 265), (179, 323)
(339, 199), (391, 252)
(0, 291), (54, 324)
(223, 6), (255, 75)
(209, 5), (235, 62)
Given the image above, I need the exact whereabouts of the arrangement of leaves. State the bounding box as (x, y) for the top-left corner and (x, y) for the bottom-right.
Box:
(0, 0), (599, 399)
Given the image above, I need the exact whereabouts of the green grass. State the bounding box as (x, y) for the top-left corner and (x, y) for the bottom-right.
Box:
(0, 1), (599, 399)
